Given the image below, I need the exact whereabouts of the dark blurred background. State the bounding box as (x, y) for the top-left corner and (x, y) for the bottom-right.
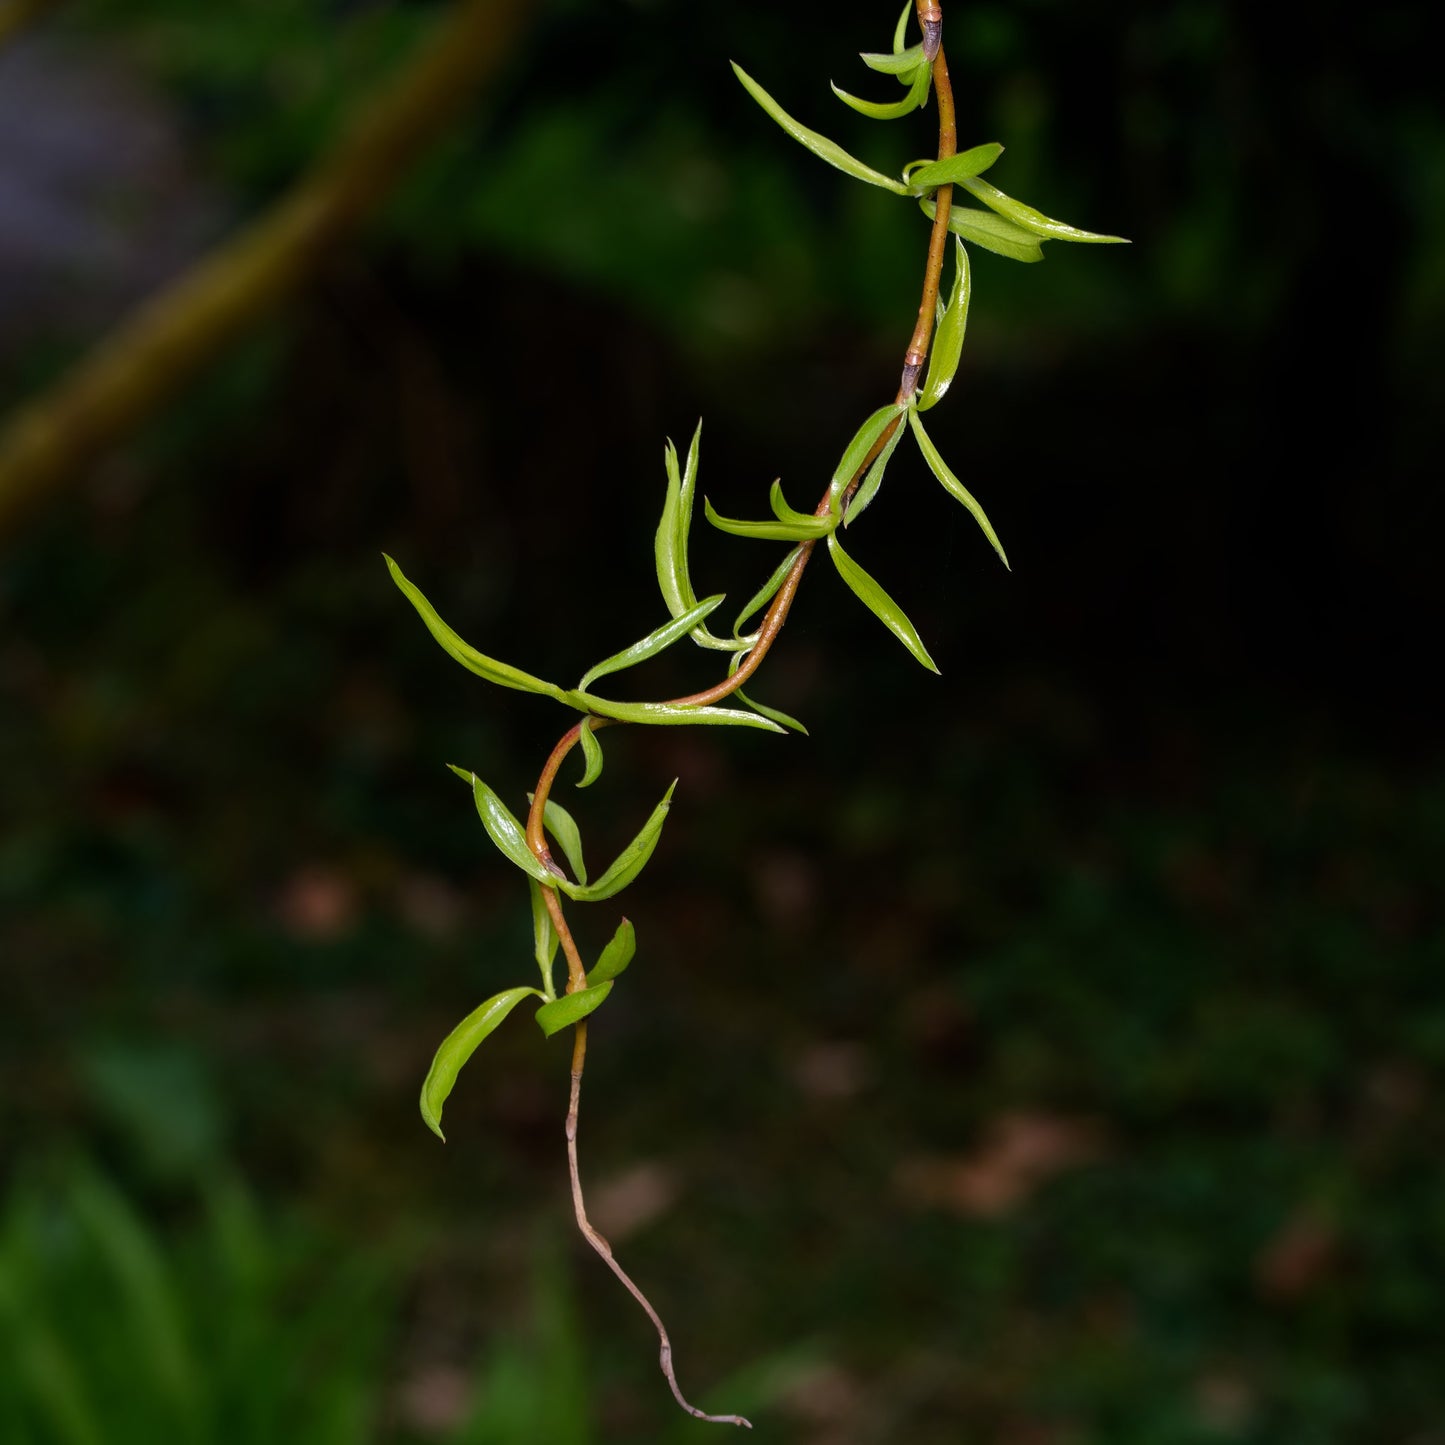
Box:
(1, 0), (1441, 1441)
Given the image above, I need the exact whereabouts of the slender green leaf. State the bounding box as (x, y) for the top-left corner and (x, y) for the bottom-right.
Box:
(421, 986), (541, 1139)
(578, 594), (726, 692)
(529, 879), (560, 997)
(737, 688), (809, 734)
(448, 765), (554, 883)
(731, 63), (910, 194)
(559, 781), (677, 903)
(588, 918), (636, 985)
(734, 545), (804, 637)
(861, 42), (925, 74)
(892, 0), (911, 52)
(958, 175), (1129, 243)
(827, 533), (938, 673)
(907, 143), (1005, 192)
(529, 795), (587, 885)
(908, 408), (1009, 568)
(921, 198), (1044, 262)
(705, 496), (832, 541)
(844, 408), (908, 526)
(535, 982), (613, 1038)
(384, 555), (568, 701)
(918, 237), (970, 411)
(829, 404), (906, 517)
(576, 717), (604, 788)
(572, 693), (786, 732)
(768, 479), (829, 531)
(831, 64), (929, 121)
(653, 422), (735, 654)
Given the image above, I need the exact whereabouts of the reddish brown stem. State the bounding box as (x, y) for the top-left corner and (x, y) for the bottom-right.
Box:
(523, 13), (959, 1430)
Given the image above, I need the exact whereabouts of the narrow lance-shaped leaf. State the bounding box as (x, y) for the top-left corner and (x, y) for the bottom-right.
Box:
(570, 693), (785, 733)
(906, 143), (1004, 192)
(861, 42), (925, 74)
(588, 918), (636, 985)
(827, 532), (939, 673)
(891, 0), (911, 53)
(844, 408), (907, 526)
(831, 64), (929, 122)
(921, 198), (1044, 263)
(421, 986), (540, 1140)
(830, 404), (906, 518)
(769, 479), (829, 531)
(559, 781), (677, 903)
(385, 555), (569, 701)
(725, 651), (809, 735)
(918, 237), (970, 411)
(908, 408), (1010, 569)
(528, 794), (587, 885)
(653, 423), (737, 654)
(535, 981), (613, 1039)
(576, 718), (604, 789)
(529, 879), (559, 998)
(578, 594), (726, 692)
(731, 63), (910, 195)
(958, 175), (1129, 244)
(733, 545), (804, 638)
(448, 766), (554, 884)
(705, 497), (832, 542)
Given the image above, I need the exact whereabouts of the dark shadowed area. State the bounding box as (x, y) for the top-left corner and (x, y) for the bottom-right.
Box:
(2, 1), (1441, 1442)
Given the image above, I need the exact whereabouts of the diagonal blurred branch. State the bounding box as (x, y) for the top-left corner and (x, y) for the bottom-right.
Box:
(0, 0), (529, 538)
(0, 0), (59, 51)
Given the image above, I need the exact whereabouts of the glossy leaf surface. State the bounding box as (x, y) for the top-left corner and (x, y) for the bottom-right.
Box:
(573, 694), (785, 732)
(829, 404), (906, 517)
(737, 687), (808, 734)
(536, 796), (587, 885)
(528, 879), (559, 994)
(861, 42), (925, 74)
(559, 781), (677, 902)
(732, 63), (910, 194)
(733, 546), (804, 637)
(588, 918), (636, 985)
(921, 199), (1044, 263)
(653, 424), (735, 653)
(827, 533), (938, 673)
(918, 238), (970, 411)
(705, 497), (832, 542)
(385, 556), (567, 701)
(908, 409), (1009, 568)
(844, 409), (907, 526)
(448, 766), (553, 883)
(831, 65), (929, 121)
(907, 143), (1004, 192)
(420, 986), (539, 1139)
(577, 718), (604, 788)
(959, 176), (1129, 244)
(578, 594), (726, 692)
(535, 981), (614, 1038)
